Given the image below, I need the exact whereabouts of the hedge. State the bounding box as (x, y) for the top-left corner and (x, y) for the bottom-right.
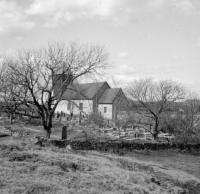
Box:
(36, 138), (200, 152)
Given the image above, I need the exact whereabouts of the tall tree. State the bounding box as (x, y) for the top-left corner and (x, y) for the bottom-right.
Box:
(126, 78), (186, 140)
(5, 42), (109, 138)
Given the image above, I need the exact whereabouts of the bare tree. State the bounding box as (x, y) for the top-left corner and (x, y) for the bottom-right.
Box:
(0, 84), (22, 124)
(0, 62), (30, 124)
(126, 78), (186, 140)
(5, 41), (109, 138)
(174, 92), (200, 143)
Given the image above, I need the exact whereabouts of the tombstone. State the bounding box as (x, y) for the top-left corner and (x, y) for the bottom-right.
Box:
(62, 126), (67, 140)
(79, 111), (82, 126)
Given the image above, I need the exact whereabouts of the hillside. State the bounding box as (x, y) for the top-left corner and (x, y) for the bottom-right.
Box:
(0, 139), (200, 194)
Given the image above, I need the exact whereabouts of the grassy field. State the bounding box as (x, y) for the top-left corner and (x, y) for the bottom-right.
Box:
(0, 137), (200, 194)
(0, 120), (200, 193)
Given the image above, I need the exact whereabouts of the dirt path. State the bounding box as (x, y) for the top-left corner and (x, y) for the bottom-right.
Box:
(23, 126), (60, 139)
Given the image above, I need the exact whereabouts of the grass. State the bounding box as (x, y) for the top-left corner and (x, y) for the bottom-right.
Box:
(1, 119), (200, 193)
(0, 138), (200, 194)
(131, 149), (200, 179)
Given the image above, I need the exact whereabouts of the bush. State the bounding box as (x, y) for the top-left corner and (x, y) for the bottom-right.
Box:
(37, 138), (200, 154)
(8, 152), (40, 162)
(87, 112), (105, 127)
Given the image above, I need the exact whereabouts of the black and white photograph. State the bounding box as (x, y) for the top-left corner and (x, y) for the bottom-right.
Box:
(0, 0), (200, 193)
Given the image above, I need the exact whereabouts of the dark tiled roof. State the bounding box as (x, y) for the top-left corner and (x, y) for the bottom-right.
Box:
(99, 88), (121, 104)
(62, 82), (107, 100)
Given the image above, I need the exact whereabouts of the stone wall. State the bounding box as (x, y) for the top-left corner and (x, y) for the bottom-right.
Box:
(39, 139), (200, 153)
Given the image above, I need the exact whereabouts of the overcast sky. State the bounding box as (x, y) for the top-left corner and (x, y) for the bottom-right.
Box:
(0, 0), (200, 91)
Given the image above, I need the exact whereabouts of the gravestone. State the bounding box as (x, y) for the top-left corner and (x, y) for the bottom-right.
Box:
(62, 126), (67, 140)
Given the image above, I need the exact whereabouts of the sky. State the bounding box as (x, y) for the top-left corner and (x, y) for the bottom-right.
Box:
(0, 0), (200, 92)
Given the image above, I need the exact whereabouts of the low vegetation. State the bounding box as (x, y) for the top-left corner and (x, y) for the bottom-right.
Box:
(0, 138), (200, 194)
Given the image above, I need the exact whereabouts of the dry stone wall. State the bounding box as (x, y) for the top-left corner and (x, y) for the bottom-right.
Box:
(39, 139), (200, 153)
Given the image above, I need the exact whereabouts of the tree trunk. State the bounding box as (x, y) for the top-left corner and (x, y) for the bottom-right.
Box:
(42, 115), (53, 139)
(45, 130), (51, 139)
(152, 121), (159, 142)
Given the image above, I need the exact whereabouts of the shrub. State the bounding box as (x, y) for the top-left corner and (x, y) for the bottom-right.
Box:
(8, 152), (40, 162)
(87, 112), (105, 127)
(37, 138), (200, 154)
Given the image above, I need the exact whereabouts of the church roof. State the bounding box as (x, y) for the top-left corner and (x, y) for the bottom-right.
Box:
(99, 88), (121, 104)
(62, 82), (108, 100)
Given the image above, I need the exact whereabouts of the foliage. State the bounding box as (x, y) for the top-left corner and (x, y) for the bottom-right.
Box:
(87, 112), (105, 127)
